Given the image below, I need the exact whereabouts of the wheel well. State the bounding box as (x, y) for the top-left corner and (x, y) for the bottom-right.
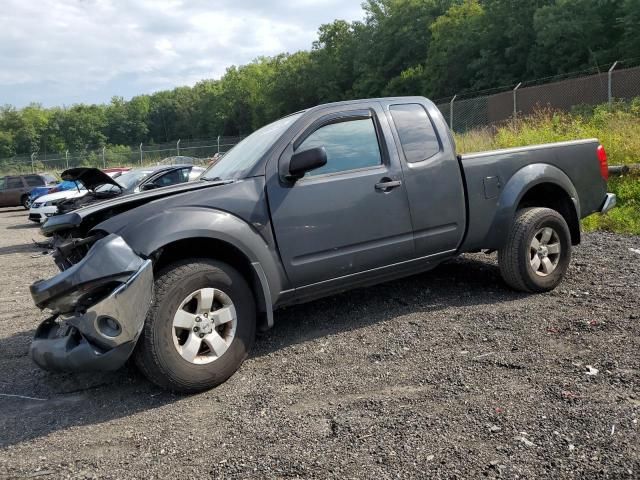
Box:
(517, 183), (580, 245)
(152, 237), (270, 331)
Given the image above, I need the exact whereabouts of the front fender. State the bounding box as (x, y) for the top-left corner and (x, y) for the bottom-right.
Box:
(95, 207), (287, 308)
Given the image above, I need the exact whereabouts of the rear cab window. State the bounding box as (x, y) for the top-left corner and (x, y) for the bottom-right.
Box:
(389, 104), (441, 163)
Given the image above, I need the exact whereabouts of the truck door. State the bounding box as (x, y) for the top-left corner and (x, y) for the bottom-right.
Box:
(385, 102), (466, 257)
(267, 104), (415, 288)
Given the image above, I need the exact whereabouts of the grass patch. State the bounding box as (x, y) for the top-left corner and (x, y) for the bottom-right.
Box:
(455, 99), (640, 235)
(582, 174), (640, 235)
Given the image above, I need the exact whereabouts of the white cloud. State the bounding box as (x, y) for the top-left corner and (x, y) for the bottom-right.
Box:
(0, 0), (364, 107)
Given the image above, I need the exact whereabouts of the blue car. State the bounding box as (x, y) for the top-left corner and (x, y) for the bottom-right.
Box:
(28, 180), (78, 206)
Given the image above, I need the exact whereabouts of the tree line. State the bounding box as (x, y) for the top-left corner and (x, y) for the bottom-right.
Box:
(1, 0), (637, 158)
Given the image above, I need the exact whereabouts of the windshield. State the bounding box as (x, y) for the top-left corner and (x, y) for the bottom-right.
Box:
(95, 170), (153, 193)
(200, 112), (303, 181)
(43, 174), (57, 185)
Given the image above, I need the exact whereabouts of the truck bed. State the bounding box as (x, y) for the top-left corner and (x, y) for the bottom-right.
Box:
(459, 139), (607, 251)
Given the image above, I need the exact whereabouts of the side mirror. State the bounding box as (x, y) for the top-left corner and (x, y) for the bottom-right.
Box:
(141, 183), (159, 191)
(288, 147), (327, 180)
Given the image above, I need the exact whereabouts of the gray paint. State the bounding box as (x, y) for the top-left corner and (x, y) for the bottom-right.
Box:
(460, 139), (606, 250)
(381, 99), (467, 256)
(30, 234), (146, 310)
(265, 102), (415, 287)
(28, 96), (612, 372)
(94, 177), (288, 304)
(30, 236), (153, 372)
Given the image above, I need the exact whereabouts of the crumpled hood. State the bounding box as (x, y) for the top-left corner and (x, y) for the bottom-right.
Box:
(61, 167), (122, 192)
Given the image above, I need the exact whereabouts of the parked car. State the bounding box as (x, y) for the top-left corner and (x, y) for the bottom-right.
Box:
(102, 167), (131, 178)
(29, 96), (615, 392)
(54, 164), (205, 214)
(28, 180), (78, 207)
(28, 169), (130, 208)
(28, 185), (88, 223)
(0, 173), (57, 209)
(160, 156), (197, 165)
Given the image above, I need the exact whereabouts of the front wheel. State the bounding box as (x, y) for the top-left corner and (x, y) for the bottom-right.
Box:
(134, 259), (256, 392)
(21, 195), (30, 209)
(498, 207), (572, 293)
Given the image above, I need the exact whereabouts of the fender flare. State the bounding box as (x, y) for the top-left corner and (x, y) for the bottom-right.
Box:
(487, 163), (580, 247)
(104, 207), (286, 328)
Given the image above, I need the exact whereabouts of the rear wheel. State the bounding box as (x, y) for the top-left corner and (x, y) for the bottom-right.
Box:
(498, 207), (572, 293)
(134, 259), (256, 392)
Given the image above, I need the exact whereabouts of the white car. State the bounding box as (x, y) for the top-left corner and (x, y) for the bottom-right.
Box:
(28, 187), (87, 223)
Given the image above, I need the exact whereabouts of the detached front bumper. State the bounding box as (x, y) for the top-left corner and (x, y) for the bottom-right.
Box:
(30, 234), (153, 372)
(600, 193), (616, 214)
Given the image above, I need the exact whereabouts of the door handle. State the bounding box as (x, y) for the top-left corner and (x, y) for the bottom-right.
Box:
(375, 179), (402, 192)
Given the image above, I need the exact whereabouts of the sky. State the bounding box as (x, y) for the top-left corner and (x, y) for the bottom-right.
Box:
(0, 0), (364, 108)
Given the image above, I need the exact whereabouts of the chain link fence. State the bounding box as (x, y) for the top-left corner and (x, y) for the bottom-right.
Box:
(436, 61), (640, 133)
(0, 136), (245, 176)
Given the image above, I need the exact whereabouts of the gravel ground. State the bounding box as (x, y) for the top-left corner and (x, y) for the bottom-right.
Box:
(0, 206), (638, 479)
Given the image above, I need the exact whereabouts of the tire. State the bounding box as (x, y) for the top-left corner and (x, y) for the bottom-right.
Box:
(21, 195), (30, 209)
(134, 259), (256, 392)
(498, 207), (572, 293)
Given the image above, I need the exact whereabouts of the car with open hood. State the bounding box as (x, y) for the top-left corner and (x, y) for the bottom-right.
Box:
(28, 180), (80, 209)
(29, 185), (88, 223)
(54, 164), (204, 215)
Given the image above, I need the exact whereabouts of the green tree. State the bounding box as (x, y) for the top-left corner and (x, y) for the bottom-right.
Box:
(148, 90), (179, 142)
(425, 0), (486, 97)
(529, 0), (625, 77)
(106, 96), (149, 145)
(359, 0), (452, 96)
(619, 0), (640, 60)
(1, 0), (639, 157)
(57, 104), (107, 151)
(0, 130), (14, 157)
(310, 19), (360, 101)
(470, 0), (553, 90)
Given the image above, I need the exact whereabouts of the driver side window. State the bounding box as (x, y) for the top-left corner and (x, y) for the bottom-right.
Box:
(6, 177), (22, 189)
(155, 168), (190, 187)
(298, 118), (382, 177)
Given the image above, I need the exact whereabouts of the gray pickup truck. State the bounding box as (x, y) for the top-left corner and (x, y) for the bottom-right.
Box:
(30, 97), (615, 392)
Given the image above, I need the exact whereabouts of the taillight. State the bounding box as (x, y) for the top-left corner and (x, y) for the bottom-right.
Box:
(597, 144), (608, 181)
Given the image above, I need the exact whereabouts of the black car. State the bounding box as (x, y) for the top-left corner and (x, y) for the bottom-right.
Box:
(55, 165), (204, 214)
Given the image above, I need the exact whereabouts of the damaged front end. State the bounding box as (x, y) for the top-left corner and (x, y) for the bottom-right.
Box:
(30, 233), (153, 372)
